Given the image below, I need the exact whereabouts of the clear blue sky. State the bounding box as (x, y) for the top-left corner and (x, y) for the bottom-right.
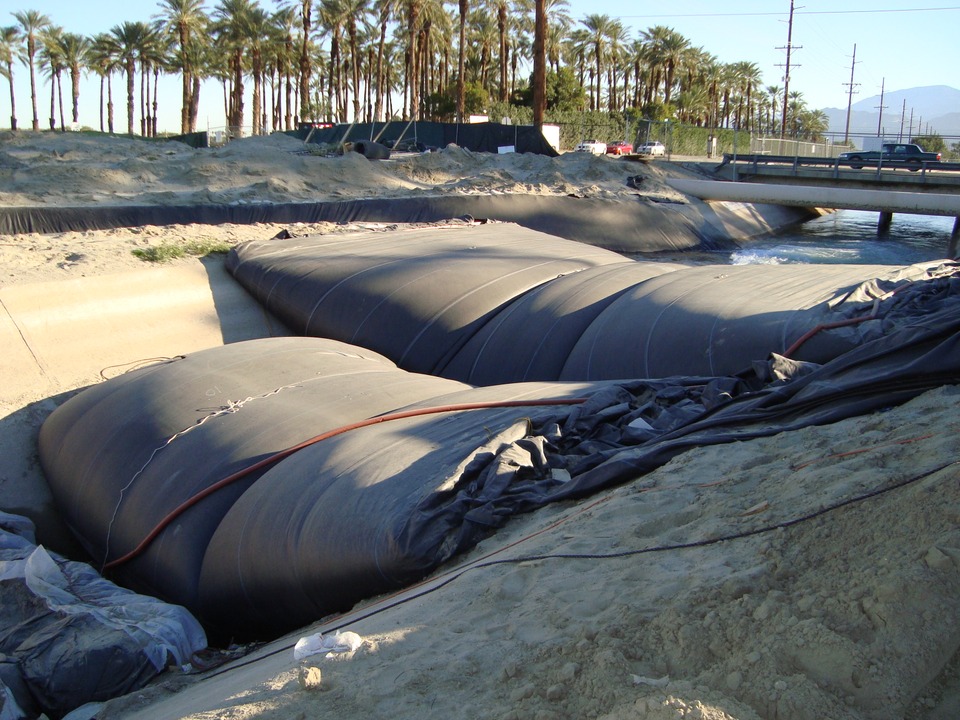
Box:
(2, 0), (958, 133)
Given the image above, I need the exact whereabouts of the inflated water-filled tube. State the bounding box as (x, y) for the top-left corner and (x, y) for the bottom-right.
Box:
(226, 224), (917, 383)
(226, 223), (626, 376)
(39, 336), (611, 634)
(39, 338), (471, 611)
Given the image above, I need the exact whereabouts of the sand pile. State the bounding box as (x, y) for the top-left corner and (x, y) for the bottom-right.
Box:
(0, 131), (957, 720)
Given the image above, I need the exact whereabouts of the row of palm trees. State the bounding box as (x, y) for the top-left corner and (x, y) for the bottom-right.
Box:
(0, 0), (827, 139)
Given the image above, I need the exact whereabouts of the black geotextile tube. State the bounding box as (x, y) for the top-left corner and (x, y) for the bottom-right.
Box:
(38, 337), (472, 611)
(225, 225), (909, 383)
(0, 195), (736, 254)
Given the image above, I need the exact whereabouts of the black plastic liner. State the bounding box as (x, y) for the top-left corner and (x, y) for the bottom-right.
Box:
(0, 512), (205, 718)
(0, 194), (744, 254)
(293, 120), (560, 156)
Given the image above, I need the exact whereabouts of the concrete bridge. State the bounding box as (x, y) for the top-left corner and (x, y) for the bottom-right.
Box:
(672, 154), (960, 257)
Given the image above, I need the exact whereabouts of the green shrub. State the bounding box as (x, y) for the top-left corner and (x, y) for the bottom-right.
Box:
(132, 239), (233, 263)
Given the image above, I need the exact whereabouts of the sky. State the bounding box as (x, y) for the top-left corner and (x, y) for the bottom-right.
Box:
(1, 0), (958, 134)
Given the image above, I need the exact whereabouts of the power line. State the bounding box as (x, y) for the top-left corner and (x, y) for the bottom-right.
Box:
(615, 7), (960, 20)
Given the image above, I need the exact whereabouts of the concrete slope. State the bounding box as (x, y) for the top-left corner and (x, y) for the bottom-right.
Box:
(0, 259), (287, 551)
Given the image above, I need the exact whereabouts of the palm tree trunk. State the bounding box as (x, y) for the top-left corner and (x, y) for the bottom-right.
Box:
(189, 75), (200, 132)
(48, 76), (56, 130)
(70, 67), (81, 125)
(532, 0), (546, 128)
(57, 72), (65, 132)
(28, 38), (39, 130)
(456, 0), (466, 122)
(99, 75), (105, 131)
(407, 0), (420, 120)
(299, 0), (312, 122)
(107, 74), (115, 134)
(497, 2), (507, 103)
(5, 63), (17, 130)
(126, 58), (135, 135)
(152, 66), (159, 137)
(139, 61), (147, 136)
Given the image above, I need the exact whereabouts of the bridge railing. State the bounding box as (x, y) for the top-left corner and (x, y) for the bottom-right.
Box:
(721, 153), (960, 182)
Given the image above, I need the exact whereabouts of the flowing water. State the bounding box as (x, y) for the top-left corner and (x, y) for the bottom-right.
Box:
(729, 210), (957, 266)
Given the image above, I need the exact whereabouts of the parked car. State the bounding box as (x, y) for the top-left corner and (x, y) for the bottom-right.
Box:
(838, 143), (941, 171)
(636, 141), (666, 157)
(606, 140), (633, 156)
(575, 140), (607, 155)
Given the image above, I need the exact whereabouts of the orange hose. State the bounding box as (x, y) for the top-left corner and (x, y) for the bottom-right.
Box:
(103, 397), (587, 571)
(782, 313), (878, 358)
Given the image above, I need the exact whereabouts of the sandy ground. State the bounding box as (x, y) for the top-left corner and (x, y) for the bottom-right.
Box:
(1, 130), (958, 720)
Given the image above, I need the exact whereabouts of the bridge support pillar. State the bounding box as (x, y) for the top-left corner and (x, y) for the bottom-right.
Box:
(878, 211), (893, 232)
(949, 217), (959, 259)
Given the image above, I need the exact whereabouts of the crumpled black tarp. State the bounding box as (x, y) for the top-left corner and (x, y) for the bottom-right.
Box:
(0, 512), (205, 719)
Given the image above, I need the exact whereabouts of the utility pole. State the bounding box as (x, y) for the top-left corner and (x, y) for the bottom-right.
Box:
(842, 43), (860, 144)
(898, 99), (906, 141)
(875, 78), (887, 137)
(778, 0), (801, 139)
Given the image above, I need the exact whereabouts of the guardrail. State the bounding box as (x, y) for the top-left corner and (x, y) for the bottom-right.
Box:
(721, 153), (960, 181)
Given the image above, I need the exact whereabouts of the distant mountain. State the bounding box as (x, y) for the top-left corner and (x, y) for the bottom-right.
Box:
(822, 85), (960, 145)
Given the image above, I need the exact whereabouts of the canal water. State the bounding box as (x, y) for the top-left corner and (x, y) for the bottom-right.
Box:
(728, 211), (957, 266)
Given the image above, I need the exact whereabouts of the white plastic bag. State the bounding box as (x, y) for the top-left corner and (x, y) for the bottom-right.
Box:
(293, 631), (362, 661)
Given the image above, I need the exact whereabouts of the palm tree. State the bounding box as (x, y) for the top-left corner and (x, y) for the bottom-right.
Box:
(155, 0), (209, 134)
(580, 14), (611, 112)
(39, 26), (65, 130)
(543, 0), (571, 72)
(372, 0), (404, 121)
(110, 21), (148, 135)
(57, 32), (91, 128)
(89, 33), (119, 132)
(0, 26), (20, 129)
(654, 27), (690, 105)
(404, 0), (426, 119)
(465, 6), (495, 90)
(13, 10), (51, 130)
(604, 19), (627, 111)
(318, 0), (348, 121)
(765, 84), (782, 135)
(271, 6), (297, 128)
(213, 0), (258, 132)
(410, 0), (448, 118)
(139, 24), (169, 137)
(345, 0), (372, 121)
